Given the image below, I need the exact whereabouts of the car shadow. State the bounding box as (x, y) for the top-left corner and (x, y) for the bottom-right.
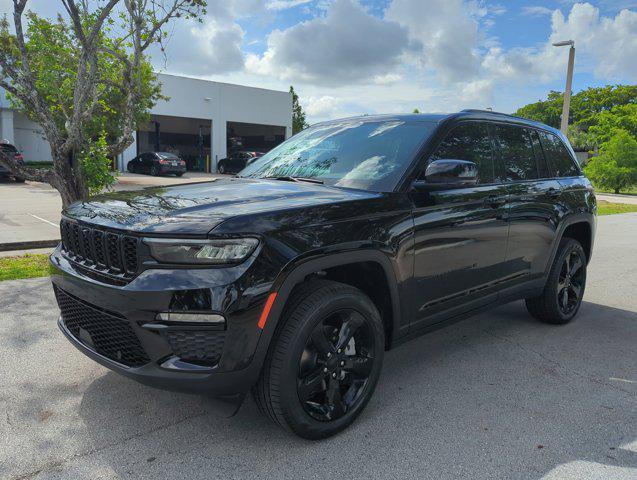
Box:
(70, 299), (637, 479)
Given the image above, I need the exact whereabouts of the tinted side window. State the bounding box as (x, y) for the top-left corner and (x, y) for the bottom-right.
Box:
(529, 129), (550, 178)
(427, 122), (495, 184)
(493, 124), (538, 181)
(539, 131), (580, 177)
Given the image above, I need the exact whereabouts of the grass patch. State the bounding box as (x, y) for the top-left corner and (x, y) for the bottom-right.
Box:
(0, 253), (53, 281)
(597, 200), (637, 216)
(595, 186), (637, 196)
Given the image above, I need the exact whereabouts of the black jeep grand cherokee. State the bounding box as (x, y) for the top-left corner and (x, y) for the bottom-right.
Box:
(51, 110), (596, 439)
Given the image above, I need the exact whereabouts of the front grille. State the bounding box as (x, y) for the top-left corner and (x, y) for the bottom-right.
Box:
(60, 219), (140, 283)
(164, 330), (226, 366)
(55, 287), (150, 368)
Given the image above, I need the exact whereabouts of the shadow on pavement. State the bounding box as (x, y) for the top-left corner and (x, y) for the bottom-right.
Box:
(68, 299), (637, 479)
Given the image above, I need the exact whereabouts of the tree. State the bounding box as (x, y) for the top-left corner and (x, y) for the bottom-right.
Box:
(290, 85), (308, 135)
(514, 85), (637, 132)
(0, 1), (205, 207)
(584, 130), (637, 194)
(413, 108), (420, 113)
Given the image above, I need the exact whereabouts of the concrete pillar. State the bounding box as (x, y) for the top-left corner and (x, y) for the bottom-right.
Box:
(212, 118), (226, 173)
(118, 132), (137, 172)
(0, 109), (15, 144)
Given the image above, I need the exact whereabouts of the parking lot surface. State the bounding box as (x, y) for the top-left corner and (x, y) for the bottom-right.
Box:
(0, 173), (223, 246)
(0, 214), (636, 480)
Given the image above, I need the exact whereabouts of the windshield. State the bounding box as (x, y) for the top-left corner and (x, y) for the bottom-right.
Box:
(238, 120), (436, 191)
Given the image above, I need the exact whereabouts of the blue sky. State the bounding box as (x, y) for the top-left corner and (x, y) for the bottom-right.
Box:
(4, 1), (637, 122)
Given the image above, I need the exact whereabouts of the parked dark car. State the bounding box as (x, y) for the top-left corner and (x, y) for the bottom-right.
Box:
(0, 142), (25, 182)
(127, 151), (186, 176)
(51, 110), (596, 439)
(217, 150), (264, 174)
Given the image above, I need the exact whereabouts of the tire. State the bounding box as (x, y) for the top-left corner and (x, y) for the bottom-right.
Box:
(14, 177), (25, 183)
(175, 172), (184, 177)
(253, 279), (385, 439)
(526, 237), (587, 324)
(218, 163), (226, 174)
(150, 165), (159, 176)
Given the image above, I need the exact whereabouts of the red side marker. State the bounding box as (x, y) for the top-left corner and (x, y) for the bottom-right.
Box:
(258, 292), (278, 329)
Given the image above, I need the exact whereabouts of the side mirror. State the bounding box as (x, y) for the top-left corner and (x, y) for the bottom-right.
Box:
(414, 159), (478, 190)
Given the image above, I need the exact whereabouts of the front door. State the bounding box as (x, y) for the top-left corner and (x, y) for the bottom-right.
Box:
(410, 121), (509, 330)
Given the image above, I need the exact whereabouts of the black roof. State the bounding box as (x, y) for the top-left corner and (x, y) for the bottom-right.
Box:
(319, 110), (563, 138)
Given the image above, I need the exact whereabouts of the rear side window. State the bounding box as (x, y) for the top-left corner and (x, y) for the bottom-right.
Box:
(539, 131), (580, 177)
(428, 122), (495, 184)
(529, 130), (550, 178)
(492, 124), (538, 181)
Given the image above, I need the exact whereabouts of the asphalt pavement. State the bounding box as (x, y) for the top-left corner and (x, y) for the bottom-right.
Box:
(0, 173), (223, 247)
(0, 214), (636, 480)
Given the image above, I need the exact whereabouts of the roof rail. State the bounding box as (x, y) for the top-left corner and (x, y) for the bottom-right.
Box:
(460, 108), (509, 115)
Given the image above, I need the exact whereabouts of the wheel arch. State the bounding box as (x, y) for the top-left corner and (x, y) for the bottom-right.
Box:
(263, 250), (403, 352)
(546, 213), (595, 275)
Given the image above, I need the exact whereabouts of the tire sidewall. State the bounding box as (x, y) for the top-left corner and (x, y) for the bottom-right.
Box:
(275, 290), (384, 438)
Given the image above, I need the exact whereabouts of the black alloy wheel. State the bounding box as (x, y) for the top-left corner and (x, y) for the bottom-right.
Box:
(557, 249), (584, 315)
(297, 309), (375, 422)
(253, 280), (384, 439)
(526, 238), (587, 324)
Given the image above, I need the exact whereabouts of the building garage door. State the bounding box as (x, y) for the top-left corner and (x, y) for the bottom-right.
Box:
(137, 115), (212, 172)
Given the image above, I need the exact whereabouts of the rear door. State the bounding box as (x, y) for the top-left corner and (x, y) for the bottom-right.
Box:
(410, 121), (510, 329)
(492, 124), (561, 289)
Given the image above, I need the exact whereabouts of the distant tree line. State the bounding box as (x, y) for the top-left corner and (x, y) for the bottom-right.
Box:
(514, 85), (637, 194)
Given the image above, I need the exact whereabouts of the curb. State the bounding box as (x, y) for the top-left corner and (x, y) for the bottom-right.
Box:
(0, 239), (60, 252)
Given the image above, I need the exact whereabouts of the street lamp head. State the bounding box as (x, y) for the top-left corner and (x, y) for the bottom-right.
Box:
(552, 40), (574, 47)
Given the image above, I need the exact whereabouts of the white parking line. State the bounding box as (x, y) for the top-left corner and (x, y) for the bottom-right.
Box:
(28, 213), (58, 228)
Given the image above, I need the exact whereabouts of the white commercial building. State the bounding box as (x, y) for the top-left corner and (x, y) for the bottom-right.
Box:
(0, 73), (292, 173)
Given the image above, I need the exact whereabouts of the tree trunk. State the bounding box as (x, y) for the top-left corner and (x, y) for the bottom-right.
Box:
(615, 188), (620, 194)
(0, 149), (88, 208)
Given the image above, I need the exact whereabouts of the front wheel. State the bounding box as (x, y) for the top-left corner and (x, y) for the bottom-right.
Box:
(253, 280), (385, 439)
(526, 238), (587, 324)
(150, 165), (159, 176)
(218, 163), (226, 174)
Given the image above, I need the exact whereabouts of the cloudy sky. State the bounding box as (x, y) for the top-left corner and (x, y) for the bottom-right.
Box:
(3, 1), (637, 123)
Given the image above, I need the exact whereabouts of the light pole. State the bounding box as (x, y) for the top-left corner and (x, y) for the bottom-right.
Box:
(553, 40), (575, 134)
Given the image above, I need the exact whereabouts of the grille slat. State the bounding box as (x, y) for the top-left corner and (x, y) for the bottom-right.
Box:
(55, 287), (150, 368)
(59, 219), (138, 283)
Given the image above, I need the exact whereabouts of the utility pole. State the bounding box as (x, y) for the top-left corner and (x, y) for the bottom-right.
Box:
(553, 40), (575, 134)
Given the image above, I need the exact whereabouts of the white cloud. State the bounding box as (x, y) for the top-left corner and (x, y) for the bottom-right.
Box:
(246, 0), (416, 86)
(385, 0), (483, 82)
(267, 0), (313, 10)
(305, 95), (342, 117)
(522, 6), (554, 16)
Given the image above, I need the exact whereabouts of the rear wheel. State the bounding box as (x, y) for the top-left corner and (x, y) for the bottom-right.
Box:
(175, 172), (184, 177)
(526, 238), (587, 324)
(14, 176), (25, 183)
(253, 280), (384, 439)
(218, 162), (226, 174)
(150, 164), (159, 176)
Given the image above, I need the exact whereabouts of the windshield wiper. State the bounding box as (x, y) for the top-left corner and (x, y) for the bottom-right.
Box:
(263, 176), (324, 185)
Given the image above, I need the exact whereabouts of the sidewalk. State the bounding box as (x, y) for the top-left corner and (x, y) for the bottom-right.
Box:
(0, 172), (223, 250)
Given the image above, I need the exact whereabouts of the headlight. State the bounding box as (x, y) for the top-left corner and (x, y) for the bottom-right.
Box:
(144, 238), (259, 265)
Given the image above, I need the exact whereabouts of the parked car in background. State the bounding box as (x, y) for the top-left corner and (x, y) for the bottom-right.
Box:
(52, 110), (596, 439)
(127, 152), (187, 176)
(217, 150), (264, 174)
(0, 142), (25, 182)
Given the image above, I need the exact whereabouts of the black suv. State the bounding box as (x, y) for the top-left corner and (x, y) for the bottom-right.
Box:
(51, 111), (596, 439)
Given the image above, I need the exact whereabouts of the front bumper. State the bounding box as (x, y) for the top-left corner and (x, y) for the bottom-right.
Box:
(50, 245), (272, 400)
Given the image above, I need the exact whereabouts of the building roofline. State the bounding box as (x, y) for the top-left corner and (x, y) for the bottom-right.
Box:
(155, 72), (290, 96)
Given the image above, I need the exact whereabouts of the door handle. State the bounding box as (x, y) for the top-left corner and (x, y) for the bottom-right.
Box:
(484, 195), (506, 208)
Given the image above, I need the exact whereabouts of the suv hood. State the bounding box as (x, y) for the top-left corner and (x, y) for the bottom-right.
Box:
(64, 177), (379, 235)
